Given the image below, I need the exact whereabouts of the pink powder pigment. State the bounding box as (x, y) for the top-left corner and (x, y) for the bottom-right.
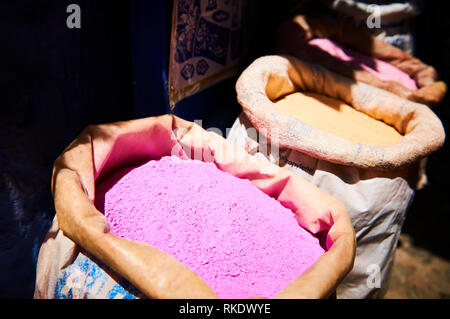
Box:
(309, 38), (418, 90)
(95, 155), (325, 298)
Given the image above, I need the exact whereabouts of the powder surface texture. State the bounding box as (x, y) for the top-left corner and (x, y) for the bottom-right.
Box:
(275, 92), (403, 146)
(95, 156), (325, 299)
(309, 38), (418, 90)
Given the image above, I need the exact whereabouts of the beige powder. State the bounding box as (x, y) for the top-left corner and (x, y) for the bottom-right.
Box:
(274, 92), (403, 146)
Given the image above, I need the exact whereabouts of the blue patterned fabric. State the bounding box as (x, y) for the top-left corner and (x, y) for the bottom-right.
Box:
(169, 0), (243, 106)
(54, 254), (144, 299)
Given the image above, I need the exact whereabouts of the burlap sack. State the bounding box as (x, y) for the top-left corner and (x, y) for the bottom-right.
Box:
(227, 55), (445, 298)
(34, 114), (356, 299)
(275, 14), (447, 107)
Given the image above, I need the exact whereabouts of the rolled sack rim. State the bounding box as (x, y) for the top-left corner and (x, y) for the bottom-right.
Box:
(236, 55), (445, 170)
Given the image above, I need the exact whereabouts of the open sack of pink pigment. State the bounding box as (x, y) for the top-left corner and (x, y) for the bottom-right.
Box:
(227, 55), (445, 298)
(275, 14), (447, 107)
(34, 114), (355, 299)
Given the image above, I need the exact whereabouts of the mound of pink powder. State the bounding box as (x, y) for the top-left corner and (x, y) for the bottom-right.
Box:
(94, 155), (325, 298)
(309, 38), (418, 90)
